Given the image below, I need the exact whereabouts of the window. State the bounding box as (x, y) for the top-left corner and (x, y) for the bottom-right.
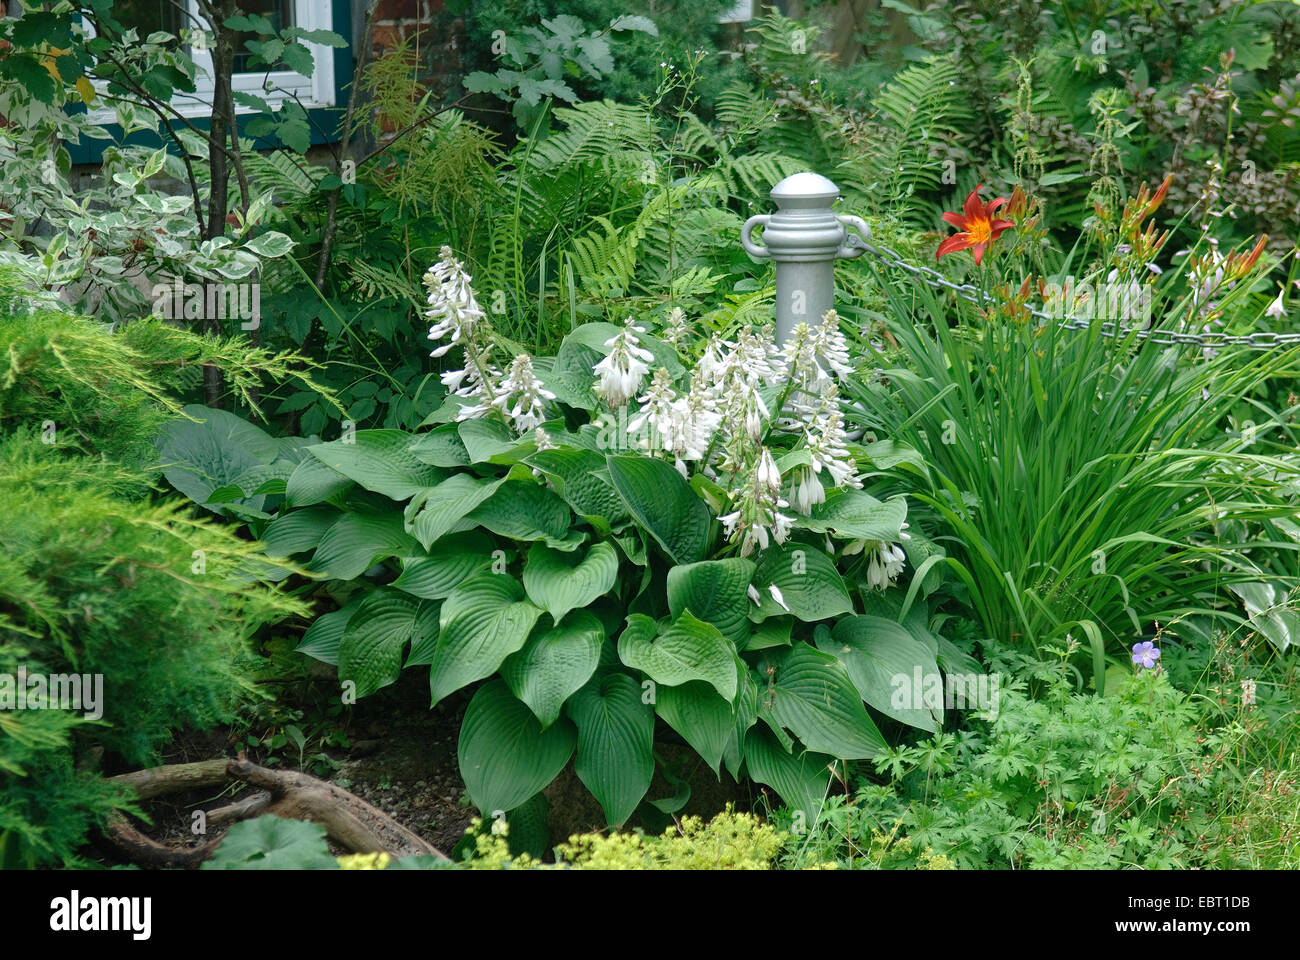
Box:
(90, 0), (337, 121)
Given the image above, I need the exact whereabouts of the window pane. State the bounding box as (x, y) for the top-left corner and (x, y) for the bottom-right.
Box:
(231, 0), (295, 74)
(110, 0), (183, 40)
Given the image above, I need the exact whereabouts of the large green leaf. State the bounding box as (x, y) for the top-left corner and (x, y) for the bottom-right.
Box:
(606, 454), (711, 564)
(408, 423), (470, 467)
(567, 673), (655, 826)
(284, 455), (353, 507)
(798, 489), (908, 541)
(404, 473), (507, 550)
(157, 404), (279, 512)
(525, 448), (629, 523)
(760, 645), (887, 759)
(743, 725), (832, 825)
(458, 418), (515, 462)
(655, 680), (734, 777)
(501, 611), (604, 728)
(261, 505), (339, 558)
(338, 589), (439, 698)
(391, 531), (496, 599)
(666, 558), (755, 647)
(429, 574), (543, 706)
(294, 599), (361, 665)
(523, 541), (619, 622)
(751, 541), (853, 621)
(310, 512), (418, 579)
(466, 478), (570, 541)
(459, 681), (576, 815)
(308, 430), (445, 500)
(617, 612), (738, 702)
(823, 615), (943, 732)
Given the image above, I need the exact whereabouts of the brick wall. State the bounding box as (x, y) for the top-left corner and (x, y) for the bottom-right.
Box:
(367, 0), (465, 99)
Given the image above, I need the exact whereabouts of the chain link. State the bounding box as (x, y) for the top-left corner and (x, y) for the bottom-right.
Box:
(846, 232), (1300, 349)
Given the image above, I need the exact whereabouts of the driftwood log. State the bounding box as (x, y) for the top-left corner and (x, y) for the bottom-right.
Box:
(105, 756), (445, 867)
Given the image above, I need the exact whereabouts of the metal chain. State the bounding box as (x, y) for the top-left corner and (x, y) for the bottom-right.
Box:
(845, 232), (1300, 349)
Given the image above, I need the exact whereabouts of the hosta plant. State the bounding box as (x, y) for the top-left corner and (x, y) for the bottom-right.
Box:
(173, 247), (971, 830)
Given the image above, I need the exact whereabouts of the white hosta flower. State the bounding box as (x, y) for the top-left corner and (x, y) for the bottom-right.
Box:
(594, 318), (654, 409)
(805, 394), (861, 492)
(768, 584), (790, 612)
(864, 541), (907, 590)
(627, 367), (677, 438)
(747, 584), (762, 605)
(720, 446), (793, 557)
(491, 354), (556, 432)
(1265, 288), (1288, 319)
(790, 463), (826, 514)
(423, 246), (486, 357)
(533, 427), (556, 451)
(661, 306), (689, 346)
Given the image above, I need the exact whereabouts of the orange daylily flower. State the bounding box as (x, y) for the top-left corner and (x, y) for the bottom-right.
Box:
(937, 185), (1016, 266)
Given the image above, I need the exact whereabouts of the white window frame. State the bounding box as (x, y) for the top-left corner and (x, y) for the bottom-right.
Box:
(88, 0), (337, 124)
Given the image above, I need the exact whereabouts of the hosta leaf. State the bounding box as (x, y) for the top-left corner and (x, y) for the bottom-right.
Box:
(391, 531), (497, 599)
(261, 505), (339, 558)
(798, 489), (907, 541)
(458, 418), (515, 462)
(760, 645), (887, 759)
(743, 725), (832, 825)
(723, 670), (760, 780)
(338, 589), (439, 698)
(751, 541), (853, 621)
(606, 454), (710, 564)
(523, 541), (619, 622)
(748, 616), (793, 651)
(525, 448), (628, 524)
(617, 612), (738, 702)
(666, 558), (755, 647)
(501, 610), (604, 728)
(284, 455), (353, 507)
(308, 430), (445, 500)
(404, 473), (507, 550)
(824, 615), (943, 731)
(459, 681), (576, 816)
(466, 478), (570, 541)
(429, 574), (543, 706)
(294, 599), (361, 665)
(566, 673), (655, 826)
(655, 680), (734, 777)
(409, 423), (470, 467)
(310, 511), (417, 579)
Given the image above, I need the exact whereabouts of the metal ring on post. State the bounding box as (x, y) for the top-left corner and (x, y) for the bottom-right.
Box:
(740, 214), (772, 259)
(835, 214), (870, 259)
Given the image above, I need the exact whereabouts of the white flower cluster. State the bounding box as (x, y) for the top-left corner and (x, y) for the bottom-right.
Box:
(594, 318), (654, 409)
(587, 309), (871, 560)
(424, 248), (556, 433)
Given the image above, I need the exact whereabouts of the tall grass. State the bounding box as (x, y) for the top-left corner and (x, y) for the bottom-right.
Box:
(843, 281), (1300, 676)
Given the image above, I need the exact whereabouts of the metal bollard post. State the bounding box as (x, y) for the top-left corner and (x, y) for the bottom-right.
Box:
(740, 172), (870, 343)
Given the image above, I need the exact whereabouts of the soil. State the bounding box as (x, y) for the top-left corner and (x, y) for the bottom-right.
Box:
(85, 665), (755, 868)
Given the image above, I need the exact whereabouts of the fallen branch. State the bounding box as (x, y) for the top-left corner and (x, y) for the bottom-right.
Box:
(103, 757), (446, 867)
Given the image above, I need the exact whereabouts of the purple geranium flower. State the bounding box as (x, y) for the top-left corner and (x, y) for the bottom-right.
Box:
(1131, 641), (1161, 670)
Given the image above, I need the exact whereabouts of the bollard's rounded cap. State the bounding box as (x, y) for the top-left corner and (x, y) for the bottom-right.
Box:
(770, 171), (841, 210)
